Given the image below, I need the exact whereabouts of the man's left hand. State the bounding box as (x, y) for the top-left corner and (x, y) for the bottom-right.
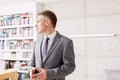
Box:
(31, 67), (47, 80)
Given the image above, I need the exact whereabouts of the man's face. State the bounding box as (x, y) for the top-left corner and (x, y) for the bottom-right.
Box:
(35, 15), (48, 34)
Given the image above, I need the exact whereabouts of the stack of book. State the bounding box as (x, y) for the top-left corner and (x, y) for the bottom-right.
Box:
(0, 28), (17, 38)
(8, 39), (33, 50)
(0, 12), (33, 26)
(19, 27), (33, 37)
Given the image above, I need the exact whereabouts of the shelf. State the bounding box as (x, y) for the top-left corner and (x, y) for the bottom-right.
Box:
(0, 10), (36, 75)
(0, 58), (31, 61)
(0, 24), (34, 29)
(0, 49), (33, 52)
(0, 3), (41, 75)
(0, 37), (34, 40)
(13, 68), (28, 73)
(17, 69), (28, 73)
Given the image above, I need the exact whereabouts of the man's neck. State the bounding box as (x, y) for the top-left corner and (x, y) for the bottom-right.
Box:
(44, 29), (55, 36)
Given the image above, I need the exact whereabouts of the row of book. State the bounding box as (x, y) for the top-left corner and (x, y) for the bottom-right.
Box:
(0, 27), (33, 38)
(8, 39), (33, 50)
(2, 51), (31, 59)
(0, 39), (33, 50)
(1, 50), (32, 60)
(0, 28), (17, 38)
(5, 61), (28, 70)
(0, 12), (33, 26)
(19, 27), (33, 37)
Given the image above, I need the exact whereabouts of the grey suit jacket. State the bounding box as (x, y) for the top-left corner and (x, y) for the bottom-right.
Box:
(28, 32), (75, 80)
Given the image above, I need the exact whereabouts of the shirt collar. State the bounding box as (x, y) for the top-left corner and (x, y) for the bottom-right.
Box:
(44, 31), (56, 40)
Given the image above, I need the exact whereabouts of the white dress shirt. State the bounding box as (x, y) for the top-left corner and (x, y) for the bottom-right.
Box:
(42, 31), (57, 52)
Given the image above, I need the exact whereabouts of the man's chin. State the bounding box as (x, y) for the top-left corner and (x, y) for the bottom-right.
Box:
(37, 30), (44, 34)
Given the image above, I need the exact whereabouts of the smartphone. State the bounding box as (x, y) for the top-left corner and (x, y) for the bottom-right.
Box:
(35, 69), (41, 74)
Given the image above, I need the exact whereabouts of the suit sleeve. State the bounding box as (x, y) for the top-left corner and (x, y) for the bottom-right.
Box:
(46, 40), (76, 79)
(28, 41), (36, 74)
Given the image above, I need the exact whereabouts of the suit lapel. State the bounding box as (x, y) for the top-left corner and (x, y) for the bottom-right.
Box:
(42, 32), (61, 65)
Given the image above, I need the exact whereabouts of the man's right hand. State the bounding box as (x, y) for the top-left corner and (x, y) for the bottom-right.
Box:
(30, 68), (36, 80)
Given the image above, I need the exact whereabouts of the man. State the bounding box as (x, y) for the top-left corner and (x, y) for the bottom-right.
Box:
(28, 10), (75, 80)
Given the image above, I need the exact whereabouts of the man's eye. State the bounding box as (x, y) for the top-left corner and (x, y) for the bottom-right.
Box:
(37, 21), (40, 23)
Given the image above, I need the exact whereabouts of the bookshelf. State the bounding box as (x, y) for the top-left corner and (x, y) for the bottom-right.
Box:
(0, 2), (44, 80)
(0, 12), (35, 73)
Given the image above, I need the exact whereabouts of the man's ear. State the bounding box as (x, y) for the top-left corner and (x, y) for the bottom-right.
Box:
(45, 19), (51, 26)
(45, 20), (48, 26)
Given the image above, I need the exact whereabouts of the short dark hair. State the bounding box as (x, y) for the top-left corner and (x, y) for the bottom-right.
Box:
(38, 10), (57, 28)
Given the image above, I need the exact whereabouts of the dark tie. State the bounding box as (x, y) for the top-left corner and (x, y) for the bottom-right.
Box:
(42, 37), (49, 62)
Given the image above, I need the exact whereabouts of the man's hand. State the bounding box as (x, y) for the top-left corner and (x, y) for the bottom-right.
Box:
(30, 67), (47, 80)
(30, 68), (36, 80)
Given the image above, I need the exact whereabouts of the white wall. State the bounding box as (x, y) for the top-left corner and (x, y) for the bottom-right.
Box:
(42, 0), (87, 80)
(42, 0), (120, 80)
(86, 0), (120, 80)
(0, 1), (37, 15)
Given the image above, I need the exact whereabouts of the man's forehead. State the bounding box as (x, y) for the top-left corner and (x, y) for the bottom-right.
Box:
(37, 15), (48, 20)
(37, 15), (44, 19)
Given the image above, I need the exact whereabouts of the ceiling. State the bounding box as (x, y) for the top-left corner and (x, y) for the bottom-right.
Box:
(0, 0), (63, 5)
(35, 0), (63, 3)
